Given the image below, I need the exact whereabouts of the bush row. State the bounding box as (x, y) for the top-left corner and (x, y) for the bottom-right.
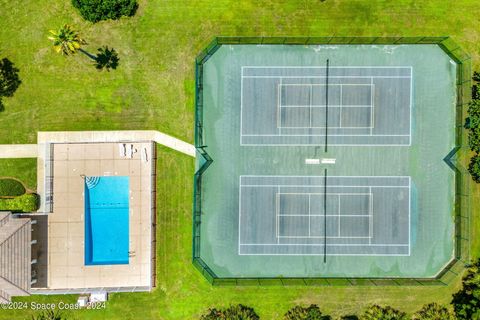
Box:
(0, 193), (39, 212)
(466, 73), (480, 182)
(199, 258), (480, 319)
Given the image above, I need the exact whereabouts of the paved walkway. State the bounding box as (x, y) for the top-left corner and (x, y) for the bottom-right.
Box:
(37, 131), (196, 157)
(0, 144), (38, 158)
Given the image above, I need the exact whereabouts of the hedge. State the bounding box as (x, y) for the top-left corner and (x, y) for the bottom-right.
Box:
(71, 0), (138, 22)
(0, 193), (39, 212)
(0, 178), (26, 197)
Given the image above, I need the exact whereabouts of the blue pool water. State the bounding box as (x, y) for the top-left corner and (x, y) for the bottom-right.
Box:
(84, 176), (129, 265)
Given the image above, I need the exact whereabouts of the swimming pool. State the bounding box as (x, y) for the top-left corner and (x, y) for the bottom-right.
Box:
(84, 176), (130, 265)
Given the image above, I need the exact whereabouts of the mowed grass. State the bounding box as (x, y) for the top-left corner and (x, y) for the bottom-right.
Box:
(0, 159), (37, 190)
(0, 0), (480, 319)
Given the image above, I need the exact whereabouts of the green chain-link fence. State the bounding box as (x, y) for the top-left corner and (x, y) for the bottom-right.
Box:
(193, 37), (471, 286)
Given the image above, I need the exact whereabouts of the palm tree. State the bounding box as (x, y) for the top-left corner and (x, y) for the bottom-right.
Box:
(94, 46), (119, 71)
(48, 24), (85, 55)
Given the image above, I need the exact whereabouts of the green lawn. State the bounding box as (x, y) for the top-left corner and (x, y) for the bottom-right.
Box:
(0, 0), (479, 319)
(0, 159), (37, 191)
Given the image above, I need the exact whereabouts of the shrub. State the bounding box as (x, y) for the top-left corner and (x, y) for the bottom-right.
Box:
(0, 193), (39, 212)
(412, 302), (455, 320)
(452, 259), (480, 320)
(466, 100), (480, 153)
(284, 304), (331, 320)
(473, 71), (480, 83)
(200, 304), (259, 320)
(0, 178), (26, 197)
(71, 0), (138, 22)
(359, 305), (407, 320)
(473, 84), (480, 100)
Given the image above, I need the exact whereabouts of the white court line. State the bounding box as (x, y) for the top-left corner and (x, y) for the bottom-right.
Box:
(281, 105), (373, 108)
(337, 194), (341, 237)
(239, 66), (244, 145)
(277, 81), (282, 134)
(409, 66), (413, 146)
(238, 175), (242, 254)
(240, 243), (409, 247)
(243, 66), (413, 69)
(408, 177), (411, 255)
(278, 235), (371, 239)
(279, 126), (374, 129)
(276, 186), (280, 243)
(243, 76), (411, 79)
(278, 214), (372, 217)
(241, 174), (411, 179)
(241, 143), (412, 147)
(369, 189), (373, 244)
(308, 194), (311, 237)
(241, 134), (410, 136)
(339, 85), (343, 128)
(239, 253), (410, 256)
(242, 185), (409, 188)
(281, 83), (373, 86)
(279, 192), (372, 195)
(309, 84), (312, 128)
(370, 78), (376, 136)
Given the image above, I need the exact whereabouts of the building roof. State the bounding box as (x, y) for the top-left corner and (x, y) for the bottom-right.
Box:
(0, 212), (31, 301)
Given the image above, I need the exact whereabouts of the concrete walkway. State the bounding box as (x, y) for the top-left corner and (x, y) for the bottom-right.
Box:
(37, 131), (196, 157)
(0, 144), (38, 158)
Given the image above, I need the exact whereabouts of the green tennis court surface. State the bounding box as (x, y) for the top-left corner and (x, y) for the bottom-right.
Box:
(197, 44), (456, 278)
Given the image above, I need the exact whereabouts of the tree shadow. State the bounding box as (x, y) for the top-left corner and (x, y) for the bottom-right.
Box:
(94, 46), (119, 71)
(0, 57), (21, 98)
(340, 316), (359, 320)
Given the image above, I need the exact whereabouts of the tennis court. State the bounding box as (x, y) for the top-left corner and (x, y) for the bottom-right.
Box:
(239, 175), (410, 256)
(241, 66), (411, 146)
(196, 44), (456, 278)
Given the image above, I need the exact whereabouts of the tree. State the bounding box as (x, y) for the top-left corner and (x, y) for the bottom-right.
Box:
(48, 25), (85, 56)
(0, 58), (21, 97)
(71, 0), (138, 22)
(200, 304), (259, 320)
(412, 303), (455, 320)
(284, 304), (331, 320)
(452, 259), (480, 320)
(359, 305), (407, 320)
(94, 46), (119, 71)
(468, 154), (480, 183)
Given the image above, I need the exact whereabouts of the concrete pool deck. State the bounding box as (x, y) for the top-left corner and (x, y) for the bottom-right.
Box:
(41, 142), (154, 290)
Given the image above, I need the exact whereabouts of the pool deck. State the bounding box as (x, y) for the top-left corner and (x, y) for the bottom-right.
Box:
(43, 142), (154, 290)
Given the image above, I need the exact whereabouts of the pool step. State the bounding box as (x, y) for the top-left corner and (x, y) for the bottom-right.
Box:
(85, 176), (100, 189)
